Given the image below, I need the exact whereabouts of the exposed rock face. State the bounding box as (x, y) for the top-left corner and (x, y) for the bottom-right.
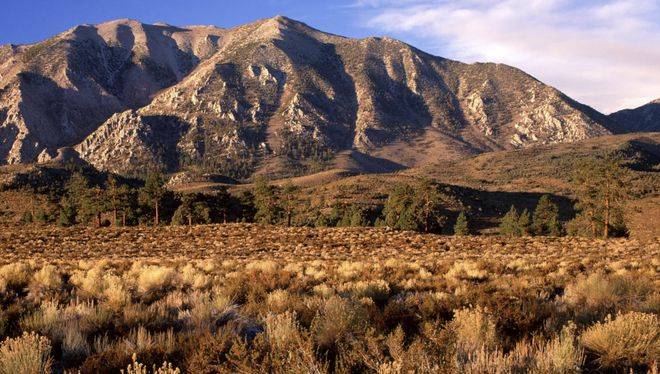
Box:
(2, 16), (615, 177)
(609, 98), (660, 133)
(0, 19), (225, 165)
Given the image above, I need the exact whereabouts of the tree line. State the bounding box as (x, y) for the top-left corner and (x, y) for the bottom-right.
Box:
(498, 153), (630, 238)
(20, 153), (630, 238)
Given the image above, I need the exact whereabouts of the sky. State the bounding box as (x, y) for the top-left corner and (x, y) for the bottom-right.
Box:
(0, 0), (658, 113)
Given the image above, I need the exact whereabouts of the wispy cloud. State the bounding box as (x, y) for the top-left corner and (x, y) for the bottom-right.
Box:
(355, 0), (660, 113)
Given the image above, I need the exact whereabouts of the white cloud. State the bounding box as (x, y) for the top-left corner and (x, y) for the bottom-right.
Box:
(356, 0), (660, 113)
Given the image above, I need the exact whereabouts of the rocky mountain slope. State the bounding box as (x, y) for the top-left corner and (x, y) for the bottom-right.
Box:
(2, 16), (616, 178)
(0, 19), (225, 164)
(609, 98), (660, 133)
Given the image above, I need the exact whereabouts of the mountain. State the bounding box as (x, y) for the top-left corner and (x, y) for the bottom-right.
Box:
(1, 16), (615, 178)
(609, 98), (660, 133)
(0, 19), (225, 164)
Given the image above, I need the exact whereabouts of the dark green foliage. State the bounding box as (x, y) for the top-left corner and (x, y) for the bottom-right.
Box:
(105, 176), (134, 226)
(61, 172), (97, 225)
(382, 179), (448, 233)
(208, 186), (232, 223)
(338, 209), (352, 227)
(237, 191), (257, 222)
(172, 193), (211, 225)
(383, 184), (415, 230)
(499, 206), (522, 236)
(21, 211), (33, 224)
(253, 178), (282, 224)
(532, 195), (562, 236)
(518, 209), (532, 236)
(34, 208), (49, 224)
(280, 183), (299, 227)
(139, 172), (167, 226)
(349, 207), (369, 227)
(277, 128), (333, 162)
(570, 154), (630, 238)
(453, 211), (469, 235)
(21, 37), (59, 63)
(57, 198), (77, 227)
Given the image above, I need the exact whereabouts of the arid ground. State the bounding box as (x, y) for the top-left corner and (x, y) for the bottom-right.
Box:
(0, 224), (658, 373)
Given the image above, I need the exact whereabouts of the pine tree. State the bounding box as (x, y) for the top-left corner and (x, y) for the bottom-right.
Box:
(172, 193), (211, 225)
(571, 154), (629, 238)
(62, 172), (104, 226)
(518, 209), (532, 236)
(139, 172), (166, 226)
(209, 186), (231, 223)
(382, 180), (447, 233)
(532, 195), (561, 236)
(253, 178), (282, 224)
(173, 194), (196, 226)
(80, 186), (106, 227)
(63, 172), (88, 225)
(349, 206), (369, 227)
(237, 190), (256, 222)
(412, 178), (446, 233)
(338, 208), (352, 227)
(105, 176), (132, 226)
(58, 198), (77, 227)
(383, 184), (416, 229)
(499, 205), (522, 236)
(454, 211), (469, 235)
(280, 183), (299, 227)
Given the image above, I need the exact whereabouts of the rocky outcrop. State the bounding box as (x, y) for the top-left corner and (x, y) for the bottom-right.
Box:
(1, 16), (617, 178)
(0, 19), (226, 165)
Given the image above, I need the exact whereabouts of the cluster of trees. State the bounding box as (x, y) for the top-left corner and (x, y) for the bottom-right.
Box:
(21, 172), (249, 228)
(499, 195), (562, 237)
(230, 178), (464, 234)
(381, 180), (448, 233)
(498, 153), (630, 238)
(19, 153), (630, 238)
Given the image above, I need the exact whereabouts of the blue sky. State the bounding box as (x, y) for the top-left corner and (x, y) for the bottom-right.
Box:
(1, 0), (658, 113)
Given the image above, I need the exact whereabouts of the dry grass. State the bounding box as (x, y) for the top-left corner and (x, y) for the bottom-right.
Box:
(581, 311), (659, 368)
(0, 332), (52, 374)
(0, 224), (657, 372)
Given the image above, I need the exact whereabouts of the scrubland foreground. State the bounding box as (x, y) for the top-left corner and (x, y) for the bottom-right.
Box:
(0, 224), (658, 373)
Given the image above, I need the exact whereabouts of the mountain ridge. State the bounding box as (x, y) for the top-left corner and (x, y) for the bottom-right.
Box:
(609, 98), (660, 133)
(0, 16), (635, 179)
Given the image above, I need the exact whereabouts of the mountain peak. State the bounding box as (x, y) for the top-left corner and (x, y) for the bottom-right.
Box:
(271, 15), (292, 23)
(1, 16), (618, 176)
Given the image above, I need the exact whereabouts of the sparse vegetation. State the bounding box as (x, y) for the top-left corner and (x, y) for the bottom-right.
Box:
(0, 224), (656, 372)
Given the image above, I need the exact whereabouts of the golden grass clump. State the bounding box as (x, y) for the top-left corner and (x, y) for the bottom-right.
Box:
(30, 264), (62, 292)
(311, 296), (365, 349)
(562, 273), (657, 320)
(0, 262), (31, 293)
(450, 306), (498, 353)
(534, 322), (584, 373)
(580, 311), (659, 368)
(135, 265), (177, 297)
(180, 263), (210, 290)
(0, 332), (52, 374)
(266, 289), (292, 313)
(445, 261), (488, 282)
(121, 353), (180, 374)
(339, 279), (390, 302)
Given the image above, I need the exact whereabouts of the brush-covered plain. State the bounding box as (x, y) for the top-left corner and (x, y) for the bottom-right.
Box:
(0, 224), (658, 373)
